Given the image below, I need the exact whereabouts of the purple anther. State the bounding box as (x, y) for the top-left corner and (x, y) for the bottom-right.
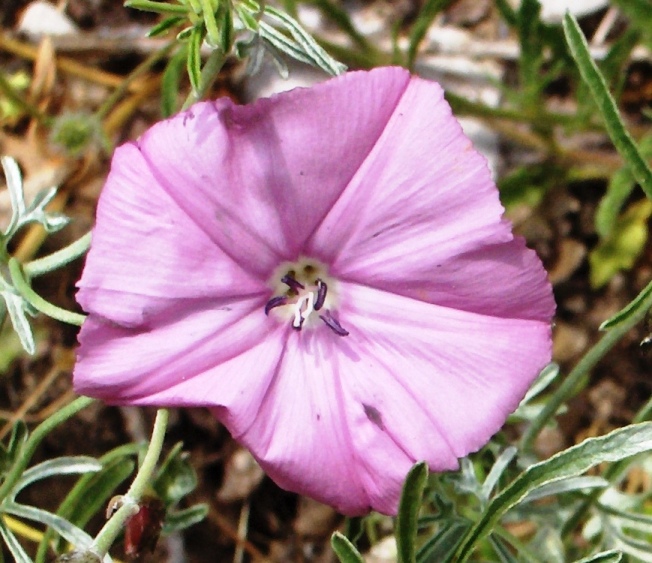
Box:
(314, 279), (327, 311)
(281, 274), (305, 292)
(264, 295), (287, 316)
(319, 311), (349, 336)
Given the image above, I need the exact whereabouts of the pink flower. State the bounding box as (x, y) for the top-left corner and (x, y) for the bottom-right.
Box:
(74, 67), (554, 516)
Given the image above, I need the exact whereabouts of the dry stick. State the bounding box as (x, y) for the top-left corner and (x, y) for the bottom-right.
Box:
(0, 32), (143, 90)
(208, 507), (269, 562)
(233, 501), (251, 563)
(0, 390), (75, 424)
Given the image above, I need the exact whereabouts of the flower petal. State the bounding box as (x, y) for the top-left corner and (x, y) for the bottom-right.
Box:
(307, 75), (511, 284)
(77, 143), (264, 327)
(371, 238), (555, 321)
(227, 330), (414, 516)
(74, 295), (284, 432)
(136, 68), (412, 277)
(339, 283), (552, 464)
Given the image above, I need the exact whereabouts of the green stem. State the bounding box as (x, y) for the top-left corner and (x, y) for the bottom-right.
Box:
(24, 232), (92, 278)
(522, 286), (652, 452)
(8, 258), (86, 326)
(95, 43), (176, 120)
(0, 396), (95, 502)
(91, 409), (169, 558)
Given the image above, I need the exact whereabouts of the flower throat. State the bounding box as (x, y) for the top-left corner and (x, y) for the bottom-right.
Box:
(265, 258), (348, 336)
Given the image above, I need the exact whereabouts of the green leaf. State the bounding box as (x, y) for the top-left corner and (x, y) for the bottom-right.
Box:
(163, 503), (208, 534)
(0, 289), (35, 354)
(406, 0), (451, 68)
(187, 25), (205, 94)
(1, 156), (26, 237)
(60, 458), (135, 528)
(12, 457), (101, 497)
(480, 447), (517, 503)
(396, 461), (428, 563)
(147, 15), (184, 37)
(574, 550), (622, 563)
(488, 534), (520, 563)
(161, 46), (187, 117)
(416, 520), (470, 563)
(154, 443), (197, 506)
(495, 0), (517, 27)
(258, 22), (314, 66)
(589, 199), (652, 288)
(124, 0), (188, 14)
(519, 475), (608, 503)
(520, 363), (560, 405)
(200, 0), (220, 47)
(563, 13), (652, 200)
(595, 168), (637, 239)
(263, 6), (346, 75)
(596, 135), (652, 238)
(0, 519), (32, 563)
(330, 531), (364, 563)
(517, 0), (544, 108)
(601, 277), (652, 330)
(218, 2), (233, 54)
(455, 422), (652, 561)
(4, 503), (93, 549)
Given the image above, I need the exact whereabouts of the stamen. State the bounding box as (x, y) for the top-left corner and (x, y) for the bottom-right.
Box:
(319, 311), (349, 336)
(281, 274), (305, 293)
(265, 295), (288, 316)
(314, 279), (327, 311)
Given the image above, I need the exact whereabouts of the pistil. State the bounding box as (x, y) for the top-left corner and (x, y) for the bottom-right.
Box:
(265, 261), (348, 336)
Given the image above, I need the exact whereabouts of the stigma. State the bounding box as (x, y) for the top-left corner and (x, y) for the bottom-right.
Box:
(265, 258), (348, 336)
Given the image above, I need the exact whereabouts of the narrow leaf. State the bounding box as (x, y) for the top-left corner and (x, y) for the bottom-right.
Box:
(163, 504), (209, 534)
(455, 423), (652, 561)
(520, 363), (560, 405)
(161, 47), (187, 117)
(600, 278), (652, 330)
(4, 503), (93, 549)
(396, 461), (428, 563)
(563, 13), (652, 199)
(480, 447), (517, 503)
(0, 519), (32, 563)
(519, 476), (608, 503)
(259, 22), (314, 66)
(187, 25), (204, 94)
(416, 520), (470, 563)
(263, 6), (346, 75)
(330, 531), (364, 563)
(124, 0), (188, 14)
(1, 155), (25, 237)
(147, 16), (184, 37)
(489, 534), (520, 563)
(574, 551), (622, 563)
(1, 290), (35, 354)
(406, 0), (451, 68)
(12, 457), (101, 497)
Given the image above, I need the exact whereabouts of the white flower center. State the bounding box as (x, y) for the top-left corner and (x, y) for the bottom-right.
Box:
(265, 258), (348, 336)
